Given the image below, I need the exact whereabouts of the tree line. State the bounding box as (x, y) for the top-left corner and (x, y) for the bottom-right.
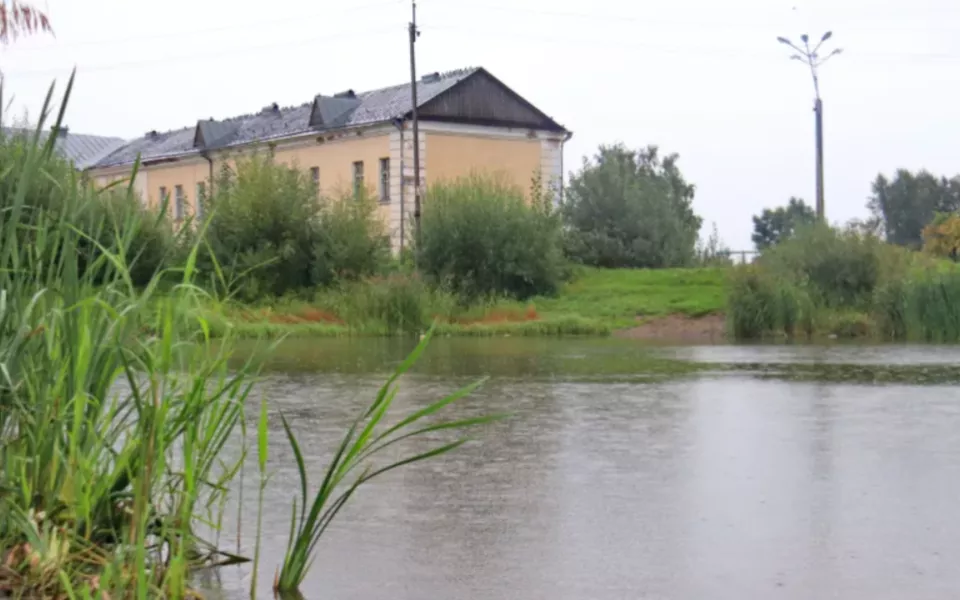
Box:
(752, 169), (960, 259)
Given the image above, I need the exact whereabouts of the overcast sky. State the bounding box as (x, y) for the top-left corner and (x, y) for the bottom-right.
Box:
(3, 0), (960, 249)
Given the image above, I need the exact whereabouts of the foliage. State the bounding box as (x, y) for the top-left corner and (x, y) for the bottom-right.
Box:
(311, 187), (392, 286)
(751, 197), (816, 250)
(921, 212), (960, 260)
(562, 144), (702, 268)
(0, 78), (255, 597)
(200, 154), (389, 299)
(728, 218), (960, 341)
(867, 169), (960, 249)
(759, 223), (889, 308)
(418, 174), (565, 301)
(275, 327), (500, 593)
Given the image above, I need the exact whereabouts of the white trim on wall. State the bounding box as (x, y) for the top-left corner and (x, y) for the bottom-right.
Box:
(540, 137), (563, 206)
(418, 121), (568, 141)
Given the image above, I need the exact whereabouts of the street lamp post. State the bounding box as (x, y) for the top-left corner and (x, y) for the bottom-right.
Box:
(778, 32), (842, 221)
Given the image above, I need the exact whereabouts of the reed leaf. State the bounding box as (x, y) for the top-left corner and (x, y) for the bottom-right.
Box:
(273, 326), (503, 593)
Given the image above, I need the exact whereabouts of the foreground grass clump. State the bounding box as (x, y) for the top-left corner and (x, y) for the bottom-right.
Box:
(727, 223), (960, 341)
(0, 77), (255, 598)
(1, 77), (498, 599)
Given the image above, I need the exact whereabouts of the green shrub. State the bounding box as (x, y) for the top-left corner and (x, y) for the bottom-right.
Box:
(418, 174), (564, 300)
(760, 224), (885, 308)
(201, 154), (389, 299)
(311, 188), (391, 286)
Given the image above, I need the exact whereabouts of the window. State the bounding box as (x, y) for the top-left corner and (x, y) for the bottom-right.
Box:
(378, 158), (390, 203)
(309, 167), (320, 194)
(174, 185), (185, 220)
(196, 182), (206, 220)
(159, 186), (167, 210)
(352, 161), (364, 196)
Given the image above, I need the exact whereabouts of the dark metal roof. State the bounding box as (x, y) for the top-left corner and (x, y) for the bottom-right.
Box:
(3, 127), (126, 169)
(93, 67), (489, 169)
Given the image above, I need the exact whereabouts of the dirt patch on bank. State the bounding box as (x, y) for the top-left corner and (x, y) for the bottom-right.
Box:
(615, 313), (727, 343)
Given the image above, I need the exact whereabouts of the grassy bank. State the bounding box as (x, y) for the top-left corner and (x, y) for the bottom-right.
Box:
(202, 266), (730, 338)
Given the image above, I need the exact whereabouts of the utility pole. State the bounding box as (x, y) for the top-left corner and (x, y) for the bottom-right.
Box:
(408, 0), (421, 253)
(777, 31), (841, 221)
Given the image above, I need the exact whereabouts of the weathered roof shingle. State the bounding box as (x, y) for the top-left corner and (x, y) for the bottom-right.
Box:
(95, 67), (477, 169)
(3, 127), (126, 169)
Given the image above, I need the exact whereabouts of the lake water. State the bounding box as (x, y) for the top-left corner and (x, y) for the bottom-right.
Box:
(201, 338), (960, 600)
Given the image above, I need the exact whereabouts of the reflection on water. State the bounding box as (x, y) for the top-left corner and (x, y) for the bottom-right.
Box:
(204, 340), (960, 599)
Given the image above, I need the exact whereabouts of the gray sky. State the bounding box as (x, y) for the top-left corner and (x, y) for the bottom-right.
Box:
(4, 0), (960, 249)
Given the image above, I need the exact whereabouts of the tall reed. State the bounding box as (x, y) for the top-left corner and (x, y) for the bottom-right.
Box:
(0, 73), (256, 597)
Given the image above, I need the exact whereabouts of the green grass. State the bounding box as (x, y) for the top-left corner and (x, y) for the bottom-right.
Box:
(536, 266), (728, 327)
(203, 266), (729, 338)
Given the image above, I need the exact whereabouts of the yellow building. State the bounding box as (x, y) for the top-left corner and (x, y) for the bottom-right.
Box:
(87, 67), (572, 251)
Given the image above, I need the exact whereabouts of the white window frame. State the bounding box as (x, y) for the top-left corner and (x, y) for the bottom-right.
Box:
(174, 184), (185, 220)
(352, 161), (364, 196)
(196, 182), (206, 220)
(378, 157), (390, 203)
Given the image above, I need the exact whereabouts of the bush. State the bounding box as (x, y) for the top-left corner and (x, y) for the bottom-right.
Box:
(759, 224), (887, 308)
(312, 189), (391, 286)
(727, 220), (960, 341)
(201, 154), (389, 299)
(418, 174), (564, 301)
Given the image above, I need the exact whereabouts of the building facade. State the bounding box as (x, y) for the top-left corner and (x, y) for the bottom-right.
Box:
(87, 67), (572, 251)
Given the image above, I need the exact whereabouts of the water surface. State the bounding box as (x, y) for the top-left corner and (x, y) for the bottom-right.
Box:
(204, 339), (960, 599)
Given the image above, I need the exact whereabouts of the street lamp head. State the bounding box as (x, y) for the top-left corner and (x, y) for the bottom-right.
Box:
(821, 31), (833, 42)
(801, 33), (809, 43)
(777, 36), (792, 45)
(790, 55), (804, 62)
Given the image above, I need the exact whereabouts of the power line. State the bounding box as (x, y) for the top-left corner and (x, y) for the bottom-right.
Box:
(8, 18), (960, 80)
(2, 27), (402, 78)
(420, 23), (960, 64)
(8, 1), (399, 52)
(426, 2), (960, 35)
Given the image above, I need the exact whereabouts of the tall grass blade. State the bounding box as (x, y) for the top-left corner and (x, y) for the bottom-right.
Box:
(273, 327), (499, 594)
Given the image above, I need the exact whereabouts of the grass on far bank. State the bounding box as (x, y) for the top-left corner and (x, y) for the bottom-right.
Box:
(201, 266), (730, 338)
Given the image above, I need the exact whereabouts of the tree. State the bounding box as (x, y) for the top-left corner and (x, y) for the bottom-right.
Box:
(751, 197), (816, 250)
(867, 170), (960, 249)
(0, 1), (53, 44)
(562, 144), (702, 268)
